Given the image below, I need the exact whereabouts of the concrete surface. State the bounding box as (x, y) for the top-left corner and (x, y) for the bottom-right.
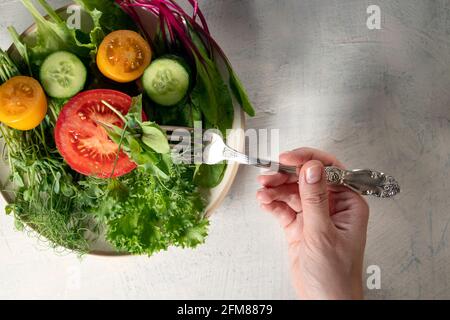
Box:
(1, 0), (450, 299)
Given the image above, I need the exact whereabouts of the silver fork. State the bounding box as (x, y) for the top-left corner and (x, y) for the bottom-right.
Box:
(162, 126), (400, 198)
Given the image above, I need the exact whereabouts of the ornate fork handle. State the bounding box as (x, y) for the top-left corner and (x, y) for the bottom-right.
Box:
(228, 152), (400, 198)
(322, 166), (400, 198)
(167, 129), (401, 199)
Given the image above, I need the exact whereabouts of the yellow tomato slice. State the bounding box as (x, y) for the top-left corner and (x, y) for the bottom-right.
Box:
(0, 76), (47, 130)
(96, 30), (152, 83)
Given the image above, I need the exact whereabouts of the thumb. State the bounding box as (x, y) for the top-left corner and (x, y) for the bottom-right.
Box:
(299, 160), (334, 236)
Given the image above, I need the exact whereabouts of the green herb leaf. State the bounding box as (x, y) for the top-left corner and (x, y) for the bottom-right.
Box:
(53, 171), (61, 194)
(194, 163), (227, 188)
(214, 73), (234, 134)
(191, 57), (218, 124)
(0, 49), (20, 83)
(189, 24), (255, 118)
(128, 95), (143, 122)
(141, 122), (170, 154)
(12, 172), (24, 188)
(229, 69), (255, 116)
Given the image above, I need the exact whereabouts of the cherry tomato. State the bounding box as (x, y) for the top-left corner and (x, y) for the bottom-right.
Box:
(96, 30), (152, 83)
(0, 76), (47, 130)
(54, 89), (137, 178)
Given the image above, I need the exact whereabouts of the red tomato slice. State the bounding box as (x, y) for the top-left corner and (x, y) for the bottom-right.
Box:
(55, 89), (138, 178)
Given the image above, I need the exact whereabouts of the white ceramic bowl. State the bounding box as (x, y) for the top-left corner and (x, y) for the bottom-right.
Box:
(1, 4), (245, 255)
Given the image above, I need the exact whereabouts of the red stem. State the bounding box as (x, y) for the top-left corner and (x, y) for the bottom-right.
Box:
(118, 0), (214, 66)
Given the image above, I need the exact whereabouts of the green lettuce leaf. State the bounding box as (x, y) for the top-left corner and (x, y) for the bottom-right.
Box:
(74, 0), (135, 33)
(21, 0), (88, 64)
(7, 26), (32, 76)
(16, 0), (136, 72)
(103, 167), (208, 256)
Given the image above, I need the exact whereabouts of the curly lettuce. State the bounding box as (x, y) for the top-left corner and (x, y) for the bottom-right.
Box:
(96, 167), (208, 256)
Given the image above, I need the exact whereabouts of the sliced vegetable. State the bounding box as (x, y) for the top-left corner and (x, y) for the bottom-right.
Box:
(0, 76), (47, 130)
(0, 47), (92, 253)
(143, 56), (190, 106)
(96, 30), (151, 83)
(116, 0), (257, 189)
(0, 0), (215, 257)
(54, 89), (137, 178)
(117, 0), (256, 116)
(40, 51), (87, 98)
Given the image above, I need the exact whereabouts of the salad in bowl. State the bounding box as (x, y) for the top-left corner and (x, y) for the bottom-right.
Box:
(0, 0), (254, 255)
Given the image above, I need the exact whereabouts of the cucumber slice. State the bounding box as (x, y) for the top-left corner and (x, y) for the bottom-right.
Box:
(40, 51), (87, 98)
(143, 56), (190, 106)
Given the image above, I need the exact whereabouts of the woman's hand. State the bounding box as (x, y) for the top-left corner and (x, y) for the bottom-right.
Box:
(256, 148), (369, 300)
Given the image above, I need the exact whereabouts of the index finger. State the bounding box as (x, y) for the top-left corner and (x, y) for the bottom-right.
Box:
(257, 172), (297, 187)
(280, 147), (345, 169)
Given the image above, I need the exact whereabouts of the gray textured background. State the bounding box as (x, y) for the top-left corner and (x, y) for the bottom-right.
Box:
(1, 0), (450, 299)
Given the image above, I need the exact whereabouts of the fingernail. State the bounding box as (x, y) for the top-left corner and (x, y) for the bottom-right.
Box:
(306, 165), (322, 184)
